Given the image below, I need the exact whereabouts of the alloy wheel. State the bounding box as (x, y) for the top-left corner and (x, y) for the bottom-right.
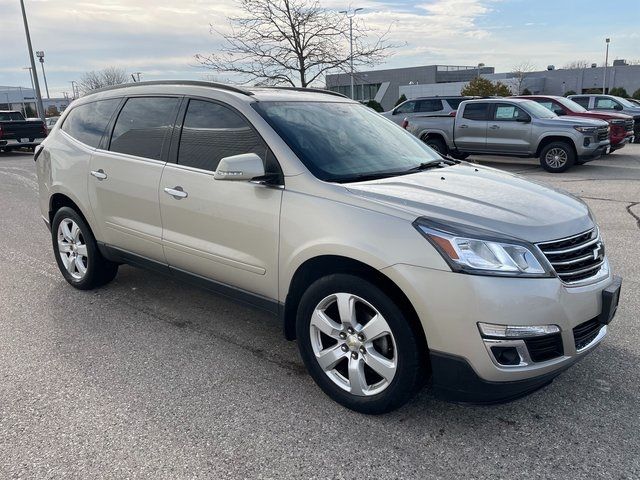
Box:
(309, 293), (397, 396)
(57, 218), (88, 280)
(545, 148), (568, 168)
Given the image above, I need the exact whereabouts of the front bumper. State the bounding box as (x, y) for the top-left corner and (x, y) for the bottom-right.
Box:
(610, 134), (634, 152)
(381, 263), (620, 401)
(577, 140), (610, 162)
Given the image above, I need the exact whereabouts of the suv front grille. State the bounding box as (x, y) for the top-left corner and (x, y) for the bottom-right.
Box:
(596, 126), (609, 141)
(536, 228), (605, 284)
(524, 333), (564, 362)
(573, 318), (602, 350)
(624, 118), (634, 132)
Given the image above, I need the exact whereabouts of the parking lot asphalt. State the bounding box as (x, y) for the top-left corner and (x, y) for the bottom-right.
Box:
(1, 146), (639, 479)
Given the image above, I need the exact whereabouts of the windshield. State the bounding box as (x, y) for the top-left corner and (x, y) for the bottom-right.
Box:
(253, 101), (442, 182)
(616, 97), (638, 108)
(556, 97), (587, 112)
(520, 100), (558, 119)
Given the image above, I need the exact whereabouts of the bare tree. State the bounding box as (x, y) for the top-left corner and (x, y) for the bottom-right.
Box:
(563, 60), (590, 69)
(195, 0), (397, 87)
(511, 61), (536, 95)
(78, 67), (129, 95)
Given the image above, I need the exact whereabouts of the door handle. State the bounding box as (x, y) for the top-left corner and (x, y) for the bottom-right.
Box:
(489, 125), (500, 130)
(459, 124), (469, 129)
(164, 186), (188, 199)
(90, 169), (107, 180)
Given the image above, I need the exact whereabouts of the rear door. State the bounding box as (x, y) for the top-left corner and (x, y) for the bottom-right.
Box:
(454, 102), (489, 151)
(88, 96), (181, 262)
(485, 103), (533, 154)
(158, 98), (283, 300)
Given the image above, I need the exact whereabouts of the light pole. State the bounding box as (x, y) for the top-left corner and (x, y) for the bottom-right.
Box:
(4, 93), (9, 110)
(23, 66), (35, 92)
(602, 38), (610, 94)
(36, 50), (50, 99)
(477, 62), (485, 78)
(70, 81), (78, 99)
(339, 7), (363, 100)
(19, 0), (46, 123)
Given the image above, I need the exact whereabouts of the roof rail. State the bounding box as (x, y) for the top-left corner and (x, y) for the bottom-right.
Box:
(255, 86), (347, 98)
(88, 80), (254, 97)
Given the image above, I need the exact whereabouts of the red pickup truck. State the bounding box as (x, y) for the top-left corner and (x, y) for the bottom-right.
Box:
(516, 95), (635, 152)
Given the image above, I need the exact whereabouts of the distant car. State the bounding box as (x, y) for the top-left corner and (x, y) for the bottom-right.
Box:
(516, 95), (635, 152)
(568, 94), (640, 142)
(626, 98), (640, 107)
(0, 110), (47, 152)
(382, 96), (476, 126)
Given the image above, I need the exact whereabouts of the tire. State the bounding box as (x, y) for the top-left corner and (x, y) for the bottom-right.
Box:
(450, 152), (469, 160)
(539, 141), (575, 173)
(296, 274), (426, 414)
(2, 147), (12, 153)
(423, 137), (448, 156)
(51, 206), (118, 290)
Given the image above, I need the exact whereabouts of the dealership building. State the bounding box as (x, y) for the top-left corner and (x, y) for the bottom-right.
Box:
(326, 62), (640, 111)
(0, 86), (70, 117)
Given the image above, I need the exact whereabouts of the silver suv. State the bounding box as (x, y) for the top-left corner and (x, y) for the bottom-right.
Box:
(36, 81), (621, 414)
(382, 96), (474, 126)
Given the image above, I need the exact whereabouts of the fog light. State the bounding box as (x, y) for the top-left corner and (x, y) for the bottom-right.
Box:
(491, 346), (521, 366)
(478, 322), (560, 339)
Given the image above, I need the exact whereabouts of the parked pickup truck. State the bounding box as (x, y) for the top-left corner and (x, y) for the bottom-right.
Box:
(517, 95), (635, 152)
(568, 94), (640, 142)
(405, 98), (611, 172)
(0, 110), (47, 152)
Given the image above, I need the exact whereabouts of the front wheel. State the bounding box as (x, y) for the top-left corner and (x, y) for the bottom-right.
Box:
(539, 141), (575, 173)
(296, 274), (426, 414)
(423, 137), (448, 156)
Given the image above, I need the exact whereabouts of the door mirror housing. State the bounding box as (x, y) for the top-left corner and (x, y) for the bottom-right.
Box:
(516, 115), (531, 123)
(214, 153), (265, 181)
(613, 104), (623, 111)
(555, 109), (566, 116)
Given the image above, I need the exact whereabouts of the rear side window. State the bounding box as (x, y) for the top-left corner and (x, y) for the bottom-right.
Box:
(415, 99), (443, 113)
(177, 99), (267, 172)
(571, 97), (590, 108)
(61, 99), (120, 148)
(462, 103), (490, 121)
(109, 97), (179, 160)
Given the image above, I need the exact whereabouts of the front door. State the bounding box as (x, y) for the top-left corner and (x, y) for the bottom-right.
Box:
(485, 103), (533, 154)
(159, 98), (282, 300)
(88, 96), (181, 262)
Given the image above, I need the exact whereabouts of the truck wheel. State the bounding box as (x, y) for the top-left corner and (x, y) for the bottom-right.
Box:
(423, 137), (448, 156)
(296, 274), (426, 414)
(450, 152), (469, 160)
(539, 142), (575, 173)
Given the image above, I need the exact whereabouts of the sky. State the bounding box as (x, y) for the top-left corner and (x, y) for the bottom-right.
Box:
(1, 0), (638, 98)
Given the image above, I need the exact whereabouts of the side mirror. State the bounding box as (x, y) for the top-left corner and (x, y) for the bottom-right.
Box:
(555, 110), (566, 116)
(214, 153), (265, 181)
(614, 104), (623, 111)
(516, 115), (531, 123)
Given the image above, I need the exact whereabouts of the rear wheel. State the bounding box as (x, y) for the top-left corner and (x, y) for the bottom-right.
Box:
(296, 274), (426, 414)
(539, 141), (575, 173)
(51, 207), (118, 290)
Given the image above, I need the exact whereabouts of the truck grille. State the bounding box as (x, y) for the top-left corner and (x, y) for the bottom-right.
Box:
(624, 118), (634, 132)
(596, 126), (609, 142)
(573, 317), (602, 350)
(536, 228), (605, 284)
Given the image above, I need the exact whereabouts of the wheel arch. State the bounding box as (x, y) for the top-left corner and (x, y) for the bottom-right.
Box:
(282, 255), (426, 353)
(49, 192), (95, 235)
(535, 135), (578, 158)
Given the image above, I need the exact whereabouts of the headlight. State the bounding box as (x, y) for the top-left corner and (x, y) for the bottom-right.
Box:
(573, 126), (598, 134)
(414, 219), (551, 277)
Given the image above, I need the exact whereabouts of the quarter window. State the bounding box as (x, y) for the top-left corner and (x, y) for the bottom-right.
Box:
(177, 99), (268, 172)
(462, 103), (490, 121)
(109, 97), (179, 160)
(61, 99), (120, 148)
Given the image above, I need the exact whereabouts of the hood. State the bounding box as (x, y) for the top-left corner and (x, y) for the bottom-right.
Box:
(346, 163), (593, 243)
(583, 111), (632, 120)
(539, 116), (609, 128)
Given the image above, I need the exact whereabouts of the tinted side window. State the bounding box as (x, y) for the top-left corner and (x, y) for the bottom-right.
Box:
(571, 97), (590, 108)
(445, 98), (465, 110)
(493, 103), (529, 121)
(178, 99), (268, 172)
(416, 99), (443, 113)
(462, 103), (490, 121)
(61, 99), (120, 148)
(109, 97), (179, 160)
(395, 101), (416, 114)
